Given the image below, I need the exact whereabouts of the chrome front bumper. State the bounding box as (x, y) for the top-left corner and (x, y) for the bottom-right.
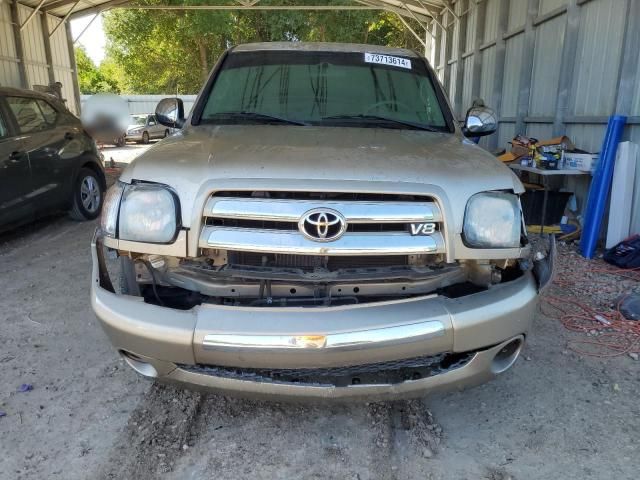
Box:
(91, 236), (542, 400)
(119, 336), (524, 401)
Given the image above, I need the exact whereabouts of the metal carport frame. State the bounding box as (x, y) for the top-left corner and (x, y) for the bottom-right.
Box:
(1, 0), (466, 113)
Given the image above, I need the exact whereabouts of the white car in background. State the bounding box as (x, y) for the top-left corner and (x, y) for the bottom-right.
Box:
(125, 114), (171, 144)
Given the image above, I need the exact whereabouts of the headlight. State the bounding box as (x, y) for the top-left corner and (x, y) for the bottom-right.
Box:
(463, 192), (521, 248)
(128, 127), (142, 134)
(100, 181), (124, 236)
(100, 181), (180, 243)
(119, 183), (180, 243)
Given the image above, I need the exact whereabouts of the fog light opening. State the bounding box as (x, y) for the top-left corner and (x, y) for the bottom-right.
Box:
(491, 337), (523, 374)
(120, 350), (159, 378)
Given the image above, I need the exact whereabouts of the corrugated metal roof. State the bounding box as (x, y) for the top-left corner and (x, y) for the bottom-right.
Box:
(16, 0), (451, 21)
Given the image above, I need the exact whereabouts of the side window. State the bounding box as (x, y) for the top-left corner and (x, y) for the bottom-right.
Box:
(148, 115), (156, 126)
(6, 97), (48, 134)
(36, 99), (59, 126)
(0, 111), (8, 138)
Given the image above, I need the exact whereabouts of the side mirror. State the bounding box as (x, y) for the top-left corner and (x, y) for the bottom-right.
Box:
(462, 105), (497, 138)
(155, 97), (185, 129)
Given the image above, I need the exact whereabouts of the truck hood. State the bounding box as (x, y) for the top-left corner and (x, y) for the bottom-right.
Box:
(120, 125), (522, 230)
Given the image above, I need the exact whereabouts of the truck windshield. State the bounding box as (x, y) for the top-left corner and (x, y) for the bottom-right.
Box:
(200, 50), (450, 131)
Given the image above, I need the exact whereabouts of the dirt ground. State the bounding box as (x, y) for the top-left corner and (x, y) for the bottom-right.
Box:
(0, 166), (638, 478)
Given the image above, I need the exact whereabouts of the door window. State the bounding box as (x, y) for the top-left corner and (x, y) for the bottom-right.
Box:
(36, 99), (59, 126)
(0, 111), (8, 138)
(6, 97), (49, 133)
(148, 115), (156, 126)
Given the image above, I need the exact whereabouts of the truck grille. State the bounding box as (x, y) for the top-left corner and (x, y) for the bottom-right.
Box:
(178, 351), (473, 387)
(198, 191), (446, 258)
(227, 251), (408, 269)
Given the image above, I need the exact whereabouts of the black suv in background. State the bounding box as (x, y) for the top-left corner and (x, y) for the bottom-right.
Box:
(0, 87), (105, 231)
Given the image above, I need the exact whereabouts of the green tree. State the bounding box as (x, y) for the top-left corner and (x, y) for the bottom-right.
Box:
(103, 0), (424, 94)
(75, 46), (122, 94)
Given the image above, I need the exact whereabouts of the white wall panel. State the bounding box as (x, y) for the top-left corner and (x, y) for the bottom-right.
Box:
(539, 0), (567, 15)
(0, 0), (21, 87)
(48, 16), (70, 68)
(47, 14), (77, 113)
(526, 123), (553, 140)
(508, 0), (528, 30)
(566, 124), (607, 154)
(529, 14), (565, 116)
(449, 63), (457, 103)
(462, 56), (473, 109)
(498, 123), (516, 150)
(465, 3), (477, 51)
(17, 3), (48, 88)
(484, 0), (499, 42)
(629, 48), (640, 116)
(480, 46), (496, 104)
(0, 1), (16, 57)
(501, 33), (524, 117)
(0, 3), (78, 112)
(570, 0), (626, 116)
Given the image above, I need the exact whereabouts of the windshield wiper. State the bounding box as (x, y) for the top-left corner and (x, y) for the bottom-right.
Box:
(322, 114), (443, 132)
(212, 111), (309, 126)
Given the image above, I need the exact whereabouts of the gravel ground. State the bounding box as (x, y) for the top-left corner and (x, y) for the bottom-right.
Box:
(100, 142), (154, 167)
(0, 215), (638, 479)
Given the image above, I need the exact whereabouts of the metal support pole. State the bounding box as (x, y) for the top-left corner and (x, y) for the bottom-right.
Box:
(488, 0), (509, 150)
(470, 0), (487, 102)
(552, 0), (580, 136)
(394, 13), (427, 49)
(73, 13), (99, 43)
(433, 20), (442, 81)
(118, 5), (381, 11)
(10, 0), (28, 88)
(40, 12), (56, 84)
(515, 0), (540, 135)
(614, 0), (638, 115)
(65, 21), (82, 115)
(401, 2), (431, 33)
(441, 0), (460, 21)
(413, 0), (445, 30)
(20, 0), (46, 31)
(442, 10), (453, 93)
(453, 0), (468, 118)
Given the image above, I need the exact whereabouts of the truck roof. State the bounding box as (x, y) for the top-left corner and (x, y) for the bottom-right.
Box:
(232, 42), (421, 58)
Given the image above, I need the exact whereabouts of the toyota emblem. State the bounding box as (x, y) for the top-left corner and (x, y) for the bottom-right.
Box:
(298, 208), (347, 242)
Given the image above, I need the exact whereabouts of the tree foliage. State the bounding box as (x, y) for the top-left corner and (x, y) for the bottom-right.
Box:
(102, 0), (424, 94)
(75, 46), (122, 94)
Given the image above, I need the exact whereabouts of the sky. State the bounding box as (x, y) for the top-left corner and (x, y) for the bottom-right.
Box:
(70, 15), (107, 65)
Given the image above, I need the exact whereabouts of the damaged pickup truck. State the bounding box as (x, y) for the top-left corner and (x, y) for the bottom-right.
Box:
(91, 42), (554, 401)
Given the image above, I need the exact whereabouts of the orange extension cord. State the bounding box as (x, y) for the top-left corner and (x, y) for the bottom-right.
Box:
(541, 261), (640, 357)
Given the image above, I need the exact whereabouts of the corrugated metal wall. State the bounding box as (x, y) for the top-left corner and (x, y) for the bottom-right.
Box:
(428, 0), (640, 227)
(0, 1), (21, 87)
(0, 0), (79, 114)
(429, 0), (639, 155)
(80, 95), (198, 116)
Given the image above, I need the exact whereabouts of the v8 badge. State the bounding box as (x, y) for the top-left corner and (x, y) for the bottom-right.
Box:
(410, 223), (436, 236)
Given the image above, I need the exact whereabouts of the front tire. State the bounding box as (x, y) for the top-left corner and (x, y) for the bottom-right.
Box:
(69, 168), (104, 221)
(142, 131), (150, 144)
(116, 136), (126, 147)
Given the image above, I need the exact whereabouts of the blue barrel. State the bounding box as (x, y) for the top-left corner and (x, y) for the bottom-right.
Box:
(579, 115), (627, 259)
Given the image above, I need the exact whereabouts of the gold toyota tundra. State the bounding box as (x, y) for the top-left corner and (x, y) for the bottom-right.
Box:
(91, 42), (554, 401)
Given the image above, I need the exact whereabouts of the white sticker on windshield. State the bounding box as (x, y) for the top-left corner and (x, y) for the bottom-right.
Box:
(364, 52), (412, 69)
